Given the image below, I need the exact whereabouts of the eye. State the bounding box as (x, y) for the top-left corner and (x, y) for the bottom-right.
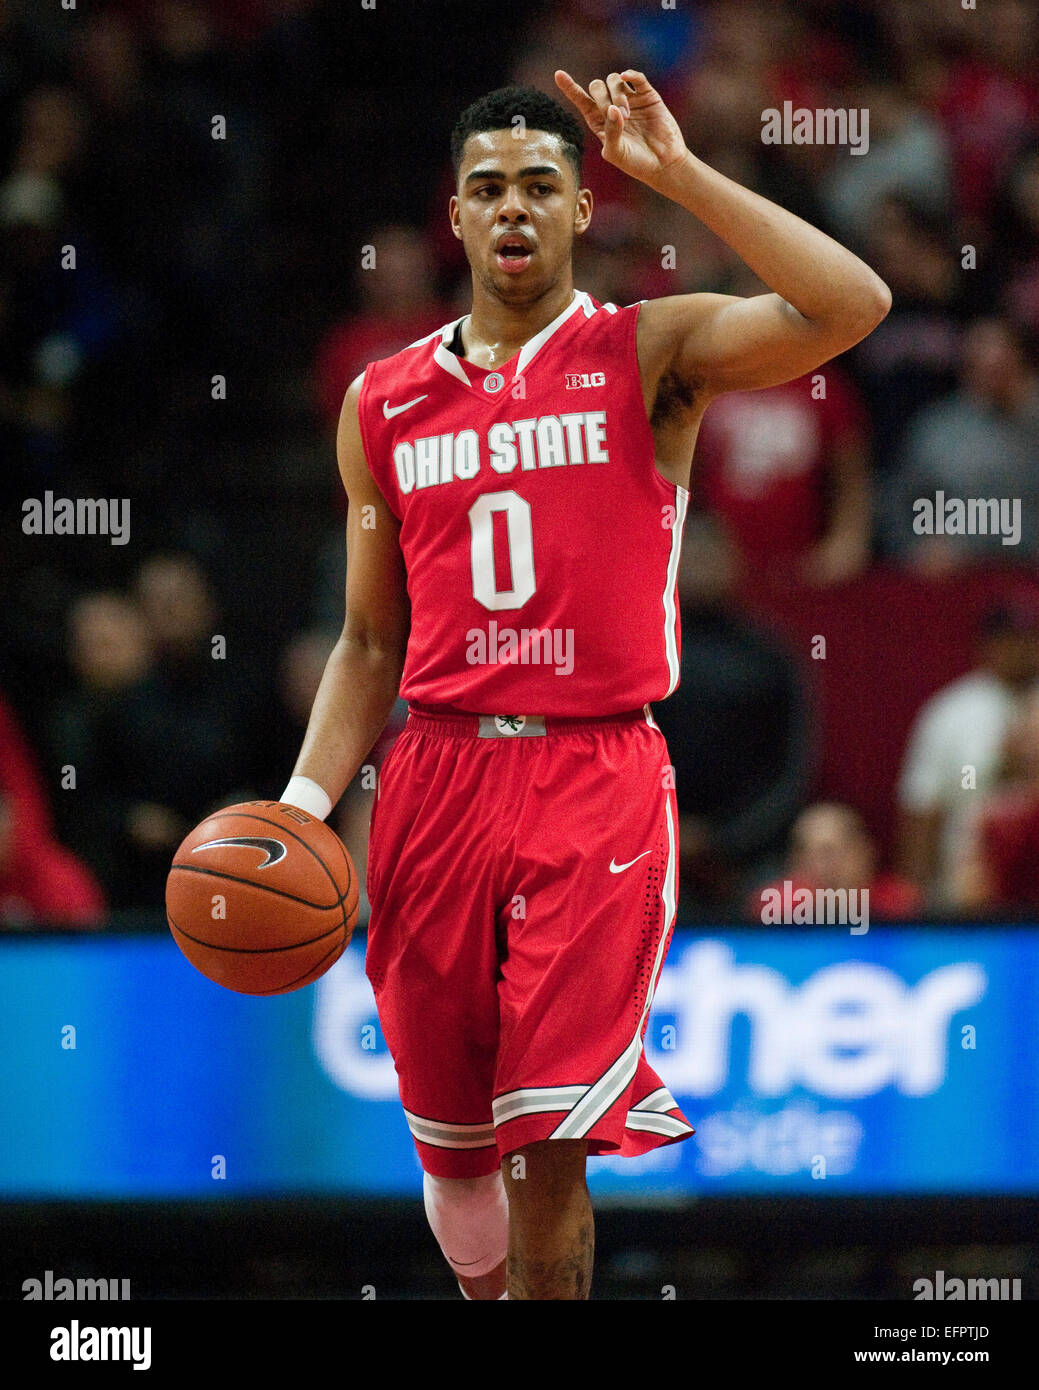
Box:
(530, 183), (554, 195)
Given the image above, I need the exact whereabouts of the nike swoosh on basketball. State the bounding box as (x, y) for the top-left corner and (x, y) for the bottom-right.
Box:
(383, 394), (428, 418)
(608, 850), (653, 873)
(192, 836), (287, 869)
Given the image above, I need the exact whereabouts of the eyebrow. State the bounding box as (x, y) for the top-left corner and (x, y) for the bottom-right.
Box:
(464, 165), (563, 183)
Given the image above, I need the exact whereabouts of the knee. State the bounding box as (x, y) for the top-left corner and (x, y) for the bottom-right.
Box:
(422, 1170), (508, 1278)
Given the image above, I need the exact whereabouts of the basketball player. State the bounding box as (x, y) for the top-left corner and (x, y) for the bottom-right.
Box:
(279, 71), (890, 1300)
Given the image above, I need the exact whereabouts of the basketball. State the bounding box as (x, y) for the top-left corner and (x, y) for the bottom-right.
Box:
(165, 800), (358, 995)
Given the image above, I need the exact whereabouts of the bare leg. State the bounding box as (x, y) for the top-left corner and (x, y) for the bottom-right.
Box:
(457, 1257), (507, 1300)
(501, 1139), (593, 1300)
(423, 1171), (508, 1300)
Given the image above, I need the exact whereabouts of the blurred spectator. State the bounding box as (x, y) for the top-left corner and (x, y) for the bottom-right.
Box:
(650, 513), (813, 915)
(132, 549), (260, 784)
(95, 0), (264, 370)
(934, 0), (1039, 235)
(817, 76), (951, 251)
(572, 218), (670, 308)
(313, 225), (454, 438)
(851, 192), (966, 474)
(133, 551), (217, 668)
(50, 569), (256, 909)
(670, 1), (829, 228)
(748, 801), (923, 922)
(508, 1), (636, 104)
(588, 0), (700, 83)
(0, 163), (129, 491)
(0, 690), (105, 929)
(49, 590), (160, 906)
(9, 83), (87, 183)
(988, 147), (1039, 338)
(895, 596), (1039, 910)
(0, 7), (57, 166)
(882, 316), (1039, 572)
(69, 12), (158, 287)
(694, 357), (872, 588)
(955, 687), (1039, 914)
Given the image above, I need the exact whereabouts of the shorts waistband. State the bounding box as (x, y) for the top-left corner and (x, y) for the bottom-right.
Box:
(404, 703), (652, 739)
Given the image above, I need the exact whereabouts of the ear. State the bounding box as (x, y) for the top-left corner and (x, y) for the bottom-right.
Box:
(574, 187), (593, 237)
(448, 193), (463, 242)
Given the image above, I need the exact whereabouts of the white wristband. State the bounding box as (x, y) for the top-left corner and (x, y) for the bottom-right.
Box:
(280, 775), (333, 822)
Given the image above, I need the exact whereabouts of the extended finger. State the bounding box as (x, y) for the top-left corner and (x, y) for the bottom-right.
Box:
(554, 70), (602, 125)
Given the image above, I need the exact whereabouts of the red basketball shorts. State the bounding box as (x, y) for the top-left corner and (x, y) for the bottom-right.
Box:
(364, 703), (694, 1178)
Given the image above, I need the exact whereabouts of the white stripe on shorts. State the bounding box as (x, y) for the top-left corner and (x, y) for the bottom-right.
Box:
(549, 796), (677, 1140)
(492, 1085), (589, 1127)
(403, 1109), (497, 1150)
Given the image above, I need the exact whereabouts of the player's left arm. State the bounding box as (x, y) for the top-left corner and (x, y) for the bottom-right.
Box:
(555, 68), (892, 398)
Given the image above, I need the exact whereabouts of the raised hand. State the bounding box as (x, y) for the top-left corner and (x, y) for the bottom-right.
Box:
(554, 68), (689, 189)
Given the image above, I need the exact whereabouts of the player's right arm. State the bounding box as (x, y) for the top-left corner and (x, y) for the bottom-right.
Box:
(285, 373), (409, 813)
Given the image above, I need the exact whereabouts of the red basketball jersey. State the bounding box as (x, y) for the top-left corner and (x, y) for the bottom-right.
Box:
(357, 290), (688, 716)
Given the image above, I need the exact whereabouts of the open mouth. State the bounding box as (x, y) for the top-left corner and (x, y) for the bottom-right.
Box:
(495, 234), (534, 273)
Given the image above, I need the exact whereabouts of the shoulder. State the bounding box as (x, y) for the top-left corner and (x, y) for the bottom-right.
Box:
(636, 292), (724, 363)
(637, 291), (727, 333)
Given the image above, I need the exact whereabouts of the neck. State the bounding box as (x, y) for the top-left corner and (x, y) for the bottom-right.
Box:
(464, 275), (576, 364)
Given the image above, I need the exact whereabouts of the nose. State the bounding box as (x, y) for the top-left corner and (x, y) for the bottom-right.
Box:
(497, 185), (528, 223)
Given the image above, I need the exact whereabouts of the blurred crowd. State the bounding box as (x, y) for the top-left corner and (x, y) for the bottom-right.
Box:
(2, 0), (1038, 926)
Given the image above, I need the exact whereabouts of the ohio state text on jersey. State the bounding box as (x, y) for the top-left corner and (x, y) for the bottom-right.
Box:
(358, 290), (689, 716)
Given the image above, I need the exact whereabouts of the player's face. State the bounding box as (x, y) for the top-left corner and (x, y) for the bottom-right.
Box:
(450, 129), (592, 303)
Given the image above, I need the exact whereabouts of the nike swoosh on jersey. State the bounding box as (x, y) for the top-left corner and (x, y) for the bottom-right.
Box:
(608, 850), (653, 873)
(383, 394), (428, 418)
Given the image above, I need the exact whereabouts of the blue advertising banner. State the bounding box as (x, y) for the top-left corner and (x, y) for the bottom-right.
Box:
(0, 928), (1035, 1198)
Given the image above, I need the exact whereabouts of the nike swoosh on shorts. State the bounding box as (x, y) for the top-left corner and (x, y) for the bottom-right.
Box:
(608, 850), (653, 873)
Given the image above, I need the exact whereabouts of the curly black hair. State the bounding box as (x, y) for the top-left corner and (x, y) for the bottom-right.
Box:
(450, 84), (585, 180)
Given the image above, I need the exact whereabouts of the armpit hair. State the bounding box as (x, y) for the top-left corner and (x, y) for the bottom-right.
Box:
(650, 368), (704, 429)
